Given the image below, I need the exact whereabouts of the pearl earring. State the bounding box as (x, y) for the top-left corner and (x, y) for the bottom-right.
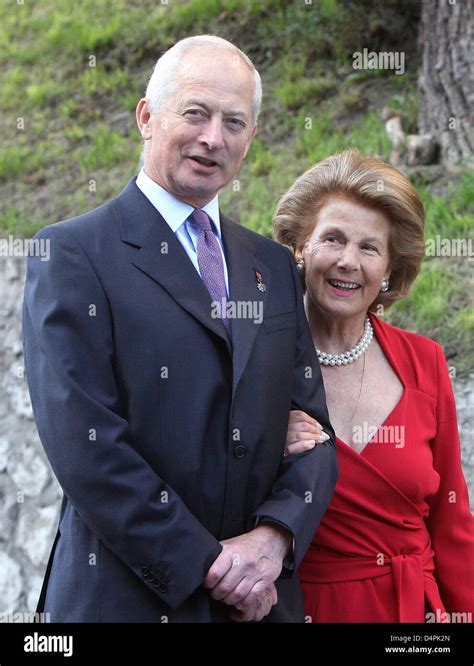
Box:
(296, 259), (305, 273)
(380, 277), (389, 292)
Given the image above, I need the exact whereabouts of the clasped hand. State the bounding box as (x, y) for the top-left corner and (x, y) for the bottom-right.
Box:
(203, 524), (291, 622)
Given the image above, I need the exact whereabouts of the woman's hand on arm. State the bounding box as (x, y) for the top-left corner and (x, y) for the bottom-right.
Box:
(284, 409), (330, 457)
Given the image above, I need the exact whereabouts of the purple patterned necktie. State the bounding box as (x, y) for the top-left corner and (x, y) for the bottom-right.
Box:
(189, 209), (231, 338)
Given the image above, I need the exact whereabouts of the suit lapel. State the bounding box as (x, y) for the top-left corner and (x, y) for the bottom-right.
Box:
(115, 179), (272, 393)
(116, 179), (231, 353)
(220, 214), (271, 396)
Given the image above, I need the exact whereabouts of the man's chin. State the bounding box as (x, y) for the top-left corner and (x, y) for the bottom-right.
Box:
(174, 175), (231, 205)
(173, 184), (222, 207)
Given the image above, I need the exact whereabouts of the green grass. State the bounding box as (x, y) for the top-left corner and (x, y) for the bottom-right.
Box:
(1, 0), (472, 373)
(0, 205), (50, 238)
(388, 262), (473, 374)
(390, 263), (464, 331)
(78, 126), (140, 171)
(294, 110), (391, 162)
(339, 89), (366, 112)
(386, 89), (419, 134)
(0, 140), (61, 184)
(419, 172), (474, 241)
(275, 77), (337, 111)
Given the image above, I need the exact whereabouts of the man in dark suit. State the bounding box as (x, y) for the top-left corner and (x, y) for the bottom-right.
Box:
(22, 35), (337, 623)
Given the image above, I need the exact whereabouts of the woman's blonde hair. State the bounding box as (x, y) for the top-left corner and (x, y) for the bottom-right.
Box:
(273, 149), (425, 310)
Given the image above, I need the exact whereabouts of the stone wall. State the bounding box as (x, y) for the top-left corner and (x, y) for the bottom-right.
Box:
(0, 255), (472, 615)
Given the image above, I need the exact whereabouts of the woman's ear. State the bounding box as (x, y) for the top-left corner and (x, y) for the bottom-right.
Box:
(294, 246), (304, 262)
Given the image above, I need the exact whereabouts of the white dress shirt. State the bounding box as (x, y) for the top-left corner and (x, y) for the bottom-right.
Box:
(136, 168), (229, 295)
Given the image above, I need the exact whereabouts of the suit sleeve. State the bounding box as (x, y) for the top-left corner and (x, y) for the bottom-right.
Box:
(22, 225), (222, 610)
(425, 343), (474, 616)
(251, 247), (338, 572)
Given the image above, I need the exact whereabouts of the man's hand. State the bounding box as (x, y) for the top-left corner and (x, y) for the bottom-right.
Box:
(229, 582), (278, 622)
(203, 524), (292, 621)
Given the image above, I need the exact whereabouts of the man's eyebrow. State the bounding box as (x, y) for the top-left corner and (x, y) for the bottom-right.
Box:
(182, 97), (208, 108)
(223, 109), (248, 119)
(182, 98), (248, 119)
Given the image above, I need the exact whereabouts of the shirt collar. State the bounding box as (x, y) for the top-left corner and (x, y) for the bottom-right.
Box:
(136, 168), (222, 237)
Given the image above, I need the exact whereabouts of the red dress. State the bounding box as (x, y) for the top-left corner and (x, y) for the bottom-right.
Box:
(299, 313), (474, 622)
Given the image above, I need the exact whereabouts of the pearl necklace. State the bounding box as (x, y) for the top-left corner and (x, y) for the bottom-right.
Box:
(315, 316), (374, 366)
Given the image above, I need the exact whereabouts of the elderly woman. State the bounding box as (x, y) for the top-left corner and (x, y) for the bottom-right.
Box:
(275, 149), (473, 623)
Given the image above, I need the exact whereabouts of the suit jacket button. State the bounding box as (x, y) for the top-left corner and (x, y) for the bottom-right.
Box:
(234, 445), (247, 459)
(158, 582), (168, 593)
(141, 567), (149, 577)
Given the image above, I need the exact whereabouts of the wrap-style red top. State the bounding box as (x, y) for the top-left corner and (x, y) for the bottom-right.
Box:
(299, 313), (474, 622)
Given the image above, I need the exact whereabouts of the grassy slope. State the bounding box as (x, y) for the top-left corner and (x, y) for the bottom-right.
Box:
(1, 0), (472, 373)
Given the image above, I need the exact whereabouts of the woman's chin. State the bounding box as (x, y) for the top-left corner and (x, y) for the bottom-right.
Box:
(318, 299), (369, 321)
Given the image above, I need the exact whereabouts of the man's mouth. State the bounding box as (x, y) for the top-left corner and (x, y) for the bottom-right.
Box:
(327, 278), (362, 291)
(189, 156), (219, 168)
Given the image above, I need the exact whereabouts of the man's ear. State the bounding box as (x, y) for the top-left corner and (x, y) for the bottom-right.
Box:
(136, 98), (152, 139)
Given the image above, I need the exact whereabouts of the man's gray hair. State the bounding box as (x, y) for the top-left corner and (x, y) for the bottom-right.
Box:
(145, 35), (262, 124)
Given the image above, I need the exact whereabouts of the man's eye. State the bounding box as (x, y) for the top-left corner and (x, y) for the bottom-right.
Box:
(226, 118), (245, 128)
(362, 244), (378, 252)
(185, 109), (205, 118)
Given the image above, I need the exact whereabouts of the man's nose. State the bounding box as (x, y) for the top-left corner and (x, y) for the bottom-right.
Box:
(199, 116), (225, 151)
(337, 244), (360, 271)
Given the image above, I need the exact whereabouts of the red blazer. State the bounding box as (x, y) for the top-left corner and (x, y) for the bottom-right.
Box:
(299, 313), (473, 623)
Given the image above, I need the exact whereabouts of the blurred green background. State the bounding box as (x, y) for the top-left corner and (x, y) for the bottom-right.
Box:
(1, 0), (472, 372)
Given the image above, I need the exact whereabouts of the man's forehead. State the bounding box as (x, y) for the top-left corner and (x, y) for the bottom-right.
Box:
(169, 74), (254, 116)
(176, 52), (254, 88)
(179, 48), (249, 72)
(159, 52), (256, 116)
(174, 86), (248, 109)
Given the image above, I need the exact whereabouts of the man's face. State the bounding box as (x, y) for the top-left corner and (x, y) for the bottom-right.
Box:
(137, 50), (257, 207)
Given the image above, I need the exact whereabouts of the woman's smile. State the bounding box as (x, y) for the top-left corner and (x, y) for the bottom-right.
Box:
(326, 277), (362, 298)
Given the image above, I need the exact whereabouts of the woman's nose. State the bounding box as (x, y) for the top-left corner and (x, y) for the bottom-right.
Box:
(336, 244), (360, 271)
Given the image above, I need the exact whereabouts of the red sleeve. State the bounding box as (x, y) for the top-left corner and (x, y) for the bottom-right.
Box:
(425, 343), (474, 617)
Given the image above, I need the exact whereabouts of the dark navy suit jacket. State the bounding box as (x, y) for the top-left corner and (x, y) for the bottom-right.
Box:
(22, 177), (338, 622)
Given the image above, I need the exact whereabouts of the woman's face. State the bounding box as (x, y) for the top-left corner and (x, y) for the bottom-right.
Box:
(300, 195), (391, 320)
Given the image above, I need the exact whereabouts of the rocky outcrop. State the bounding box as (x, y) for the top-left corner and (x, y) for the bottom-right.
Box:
(0, 256), (62, 615)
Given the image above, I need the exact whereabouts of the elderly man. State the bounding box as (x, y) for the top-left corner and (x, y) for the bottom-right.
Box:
(22, 35), (337, 623)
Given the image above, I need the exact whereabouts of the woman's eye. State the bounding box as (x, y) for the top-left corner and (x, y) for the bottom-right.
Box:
(362, 244), (378, 252)
(325, 236), (340, 244)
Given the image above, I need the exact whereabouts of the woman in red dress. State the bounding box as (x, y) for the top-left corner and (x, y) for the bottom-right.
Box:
(275, 149), (473, 622)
